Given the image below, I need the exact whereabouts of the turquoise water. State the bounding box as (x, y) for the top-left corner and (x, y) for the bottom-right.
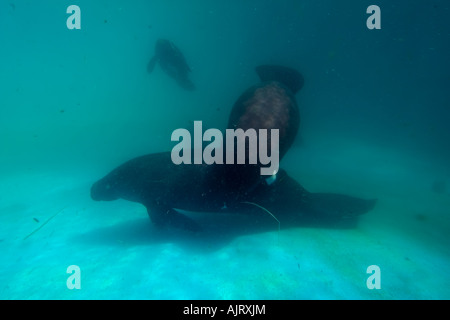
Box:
(1, 0), (449, 299)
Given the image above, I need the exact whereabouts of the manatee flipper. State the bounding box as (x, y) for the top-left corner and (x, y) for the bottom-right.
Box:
(255, 65), (304, 94)
(305, 193), (377, 219)
(147, 56), (158, 73)
(146, 205), (201, 232)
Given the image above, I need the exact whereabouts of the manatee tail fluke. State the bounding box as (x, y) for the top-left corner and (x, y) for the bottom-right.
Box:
(255, 65), (304, 94)
(147, 56), (158, 73)
(306, 193), (377, 219)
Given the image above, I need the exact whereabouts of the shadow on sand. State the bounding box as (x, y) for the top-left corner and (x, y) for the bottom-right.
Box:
(71, 209), (360, 253)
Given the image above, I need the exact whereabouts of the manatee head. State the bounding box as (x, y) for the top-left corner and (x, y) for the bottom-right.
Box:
(90, 173), (122, 201)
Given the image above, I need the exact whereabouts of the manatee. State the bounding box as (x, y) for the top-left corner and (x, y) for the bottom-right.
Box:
(147, 38), (195, 90)
(91, 152), (376, 231)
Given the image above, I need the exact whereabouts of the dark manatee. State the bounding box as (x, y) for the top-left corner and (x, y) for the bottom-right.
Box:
(221, 65), (303, 193)
(147, 38), (195, 90)
(228, 65), (303, 158)
(91, 152), (376, 231)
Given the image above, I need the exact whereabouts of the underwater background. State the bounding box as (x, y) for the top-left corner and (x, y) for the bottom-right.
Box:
(0, 0), (449, 299)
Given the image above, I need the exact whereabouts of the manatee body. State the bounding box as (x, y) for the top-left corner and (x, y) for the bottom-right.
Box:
(219, 65), (304, 192)
(227, 65), (304, 159)
(91, 152), (376, 231)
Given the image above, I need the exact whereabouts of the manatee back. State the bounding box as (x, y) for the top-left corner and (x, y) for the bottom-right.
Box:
(227, 81), (300, 162)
